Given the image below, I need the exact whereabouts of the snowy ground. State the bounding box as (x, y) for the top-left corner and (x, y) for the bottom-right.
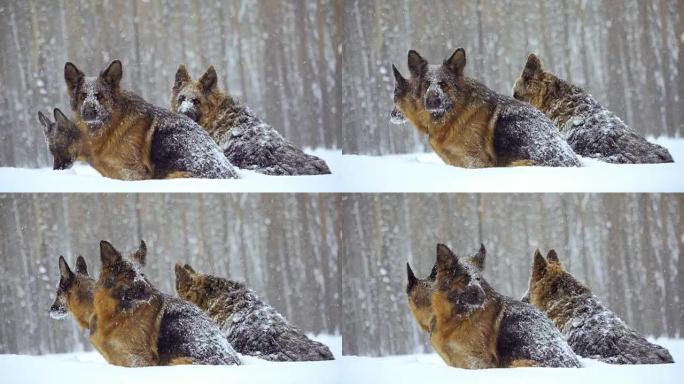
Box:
(1, 139), (683, 192)
(341, 338), (683, 384)
(338, 137), (684, 192)
(0, 334), (341, 384)
(2, 337), (680, 383)
(0, 149), (341, 193)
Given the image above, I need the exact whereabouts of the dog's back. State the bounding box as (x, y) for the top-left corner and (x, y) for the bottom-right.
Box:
(497, 297), (581, 367)
(157, 293), (241, 365)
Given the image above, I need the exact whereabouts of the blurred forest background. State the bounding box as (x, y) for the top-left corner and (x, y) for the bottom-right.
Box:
(0, 0), (342, 168)
(343, 0), (684, 155)
(0, 194), (341, 355)
(341, 194), (684, 356)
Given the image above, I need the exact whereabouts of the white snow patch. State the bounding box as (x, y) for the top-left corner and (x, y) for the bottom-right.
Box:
(337, 138), (684, 192)
(340, 338), (684, 384)
(0, 149), (341, 193)
(0, 334), (340, 384)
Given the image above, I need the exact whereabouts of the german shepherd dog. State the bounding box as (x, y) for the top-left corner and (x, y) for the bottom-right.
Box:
(64, 60), (238, 180)
(175, 263), (334, 361)
(513, 54), (673, 164)
(49, 255), (95, 329)
(90, 240), (241, 366)
(170, 65), (331, 175)
(406, 244), (486, 333)
(427, 243), (580, 368)
(391, 49), (580, 168)
(38, 108), (89, 170)
(523, 249), (674, 364)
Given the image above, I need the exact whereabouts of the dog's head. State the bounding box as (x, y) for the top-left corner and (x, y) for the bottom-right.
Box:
(97, 240), (152, 312)
(170, 65), (222, 125)
(64, 60), (123, 137)
(174, 263), (238, 308)
(406, 261), (437, 332)
(523, 249), (589, 309)
(397, 49), (469, 124)
(38, 108), (82, 170)
(432, 243), (487, 317)
(49, 255), (95, 328)
(512, 53), (561, 109)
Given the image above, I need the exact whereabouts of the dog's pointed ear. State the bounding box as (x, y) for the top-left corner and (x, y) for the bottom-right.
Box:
(183, 264), (196, 274)
(546, 249), (560, 264)
(471, 243), (486, 271)
(175, 263), (193, 291)
(444, 48), (466, 78)
(523, 53), (542, 80)
(392, 64), (409, 94)
(58, 256), (74, 281)
(53, 108), (69, 126)
(406, 262), (417, 293)
(64, 62), (84, 96)
(133, 240), (147, 266)
(174, 64), (190, 90)
(100, 240), (122, 268)
(199, 65), (218, 93)
(75, 255), (88, 276)
(435, 243), (457, 272)
(407, 50), (428, 78)
(532, 249), (547, 280)
(37, 111), (52, 128)
(101, 60), (123, 88)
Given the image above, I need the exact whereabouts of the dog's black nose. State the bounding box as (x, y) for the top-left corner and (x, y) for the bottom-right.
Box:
(82, 106), (97, 120)
(425, 92), (441, 109)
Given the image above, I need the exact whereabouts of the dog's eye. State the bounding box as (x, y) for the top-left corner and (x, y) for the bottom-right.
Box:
(179, 95), (186, 103)
(439, 81), (447, 88)
(78, 93), (86, 100)
(192, 98), (199, 105)
(95, 92), (103, 101)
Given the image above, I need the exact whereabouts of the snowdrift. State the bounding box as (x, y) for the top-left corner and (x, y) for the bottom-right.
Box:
(338, 138), (684, 192)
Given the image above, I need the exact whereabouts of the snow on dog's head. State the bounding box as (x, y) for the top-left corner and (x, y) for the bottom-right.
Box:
(432, 243), (488, 317)
(170, 64), (222, 124)
(64, 60), (122, 136)
(98, 240), (152, 312)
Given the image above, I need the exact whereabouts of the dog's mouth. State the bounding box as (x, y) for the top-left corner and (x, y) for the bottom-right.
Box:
(49, 305), (68, 320)
(84, 119), (105, 131)
(390, 107), (407, 125)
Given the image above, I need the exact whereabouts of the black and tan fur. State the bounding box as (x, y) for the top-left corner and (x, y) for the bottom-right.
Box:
(391, 49), (580, 168)
(38, 109), (89, 170)
(90, 240), (240, 367)
(513, 54), (673, 164)
(64, 60), (237, 180)
(170, 65), (331, 175)
(49, 255), (95, 329)
(426, 244), (579, 368)
(524, 249), (674, 364)
(175, 264), (334, 361)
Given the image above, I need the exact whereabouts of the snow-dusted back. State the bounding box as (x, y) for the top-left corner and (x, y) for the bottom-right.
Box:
(176, 271), (334, 362)
(495, 296), (580, 367)
(206, 98), (331, 176)
(530, 79), (673, 164)
(544, 284), (674, 364)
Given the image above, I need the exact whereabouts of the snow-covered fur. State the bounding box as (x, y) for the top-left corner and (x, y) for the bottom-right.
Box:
(175, 264), (334, 361)
(37, 108), (87, 170)
(524, 249), (674, 364)
(91, 241), (240, 367)
(430, 244), (580, 368)
(391, 49), (580, 167)
(64, 60), (238, 180)
(170, 65), (331, 175)
(513, 54), (673, 164)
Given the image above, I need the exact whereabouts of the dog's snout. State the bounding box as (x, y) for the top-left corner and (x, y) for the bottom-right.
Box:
(513, 91), (521, 100)
(425, 91), (441, 110)
(183, 110), (199, 122)
(82, 105), (97, 120)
